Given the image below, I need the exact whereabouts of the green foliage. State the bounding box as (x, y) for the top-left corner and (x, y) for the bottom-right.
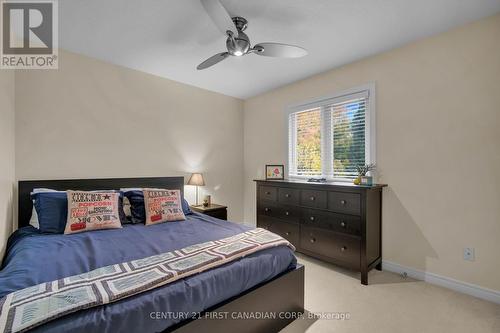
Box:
(296, 110), (322, 175)
(355, 163), (376, 176)
(294, 101), (367, 179)
(333, 103), (365, 178)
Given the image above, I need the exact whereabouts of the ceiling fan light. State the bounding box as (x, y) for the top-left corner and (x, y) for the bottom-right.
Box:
(234, 50), (243, 56)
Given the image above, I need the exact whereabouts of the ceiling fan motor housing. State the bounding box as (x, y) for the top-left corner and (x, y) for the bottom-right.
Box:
(226, 17), (250, 56)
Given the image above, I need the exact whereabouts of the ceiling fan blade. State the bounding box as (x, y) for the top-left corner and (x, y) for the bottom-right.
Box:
(253, 43), (308, 58)
(197, 52), (229, 70)
(200, 0), (238, 36)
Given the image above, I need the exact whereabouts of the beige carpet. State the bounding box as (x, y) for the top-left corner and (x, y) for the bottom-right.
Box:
(281, 254), (500, 333)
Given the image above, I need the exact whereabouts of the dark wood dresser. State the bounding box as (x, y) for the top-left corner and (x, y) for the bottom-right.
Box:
(255, 179), (386, 285)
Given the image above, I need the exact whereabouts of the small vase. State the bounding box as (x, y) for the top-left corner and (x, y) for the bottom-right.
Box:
(360, 176), (373, 186)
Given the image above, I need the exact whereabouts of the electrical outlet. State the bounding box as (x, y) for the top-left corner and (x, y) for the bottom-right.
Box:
(463, 248), (475, 261)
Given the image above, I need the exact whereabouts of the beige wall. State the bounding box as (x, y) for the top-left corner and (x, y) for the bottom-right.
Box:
(0, 70), (15, 258)
(15, 50), (245, 222)
(243, 14), (500, 291)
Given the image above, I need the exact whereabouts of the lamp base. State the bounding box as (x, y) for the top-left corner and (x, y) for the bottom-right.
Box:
(195, 186), (199, 206)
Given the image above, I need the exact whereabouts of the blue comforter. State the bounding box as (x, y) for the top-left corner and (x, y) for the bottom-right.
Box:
(0, 213), (296, 332)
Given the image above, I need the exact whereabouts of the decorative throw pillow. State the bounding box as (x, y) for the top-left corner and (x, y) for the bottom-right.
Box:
(122, 188), (192, 224)
(65, 191), (122, 234)
(142, 189), (186, 225)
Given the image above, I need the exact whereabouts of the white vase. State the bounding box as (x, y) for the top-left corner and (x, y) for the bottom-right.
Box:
(360, 176), (373, 186)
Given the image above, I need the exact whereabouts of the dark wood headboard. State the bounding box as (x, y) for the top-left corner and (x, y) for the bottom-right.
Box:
(18, 177), (185, 229)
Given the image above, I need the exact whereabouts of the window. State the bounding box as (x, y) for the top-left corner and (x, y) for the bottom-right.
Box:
(287, 85), (375, 180)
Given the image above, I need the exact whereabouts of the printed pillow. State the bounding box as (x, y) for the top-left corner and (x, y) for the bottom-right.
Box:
(143, 189), (186, 225)
(122, 188), (192, 224)
(65, 191), (122, 234)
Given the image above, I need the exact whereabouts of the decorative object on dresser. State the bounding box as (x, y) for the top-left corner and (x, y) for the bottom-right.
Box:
(354, 163), (376, 186)
(191, 203), (228, 220)
(266, 164), (285, 180)
(255, 179), (387, 285)
(187, 172), (205, 205)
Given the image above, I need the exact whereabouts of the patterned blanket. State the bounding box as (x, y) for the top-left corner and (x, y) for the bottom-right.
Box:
(0, 228), (294, 333)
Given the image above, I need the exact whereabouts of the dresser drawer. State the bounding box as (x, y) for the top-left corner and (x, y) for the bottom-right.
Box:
(328, 191), (361, 215)
(278, 188), (299, 205)
(257, 217), (271, 230)
(301, 209), (361, 236)
(300, 190), (327, 209)
(257, 202), (276, 218)
(259, 185), (278, 202)
(258, 203), (299, 223)
(275, 205), (300, 223)
(300, 226), (360, 267)
(257, 217), (299, 247)
(268, 219), (299, 247)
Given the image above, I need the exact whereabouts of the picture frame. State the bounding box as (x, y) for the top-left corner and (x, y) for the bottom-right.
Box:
(265, 165), (284, 180)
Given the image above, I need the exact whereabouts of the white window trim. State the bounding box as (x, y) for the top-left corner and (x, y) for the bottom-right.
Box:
(284, 83), (376, 181)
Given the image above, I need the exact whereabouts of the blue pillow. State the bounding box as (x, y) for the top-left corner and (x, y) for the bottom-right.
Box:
(123, 190), (192, 224)
(32, 191), (129, 233)
(122, 190), (146, 224)
(32, 192), (68, 233)
(117, 195), (131, 225)
(182, 198), (192, 215)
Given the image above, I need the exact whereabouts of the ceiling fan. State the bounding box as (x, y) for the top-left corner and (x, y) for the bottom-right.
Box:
(197, 0), (308, 70)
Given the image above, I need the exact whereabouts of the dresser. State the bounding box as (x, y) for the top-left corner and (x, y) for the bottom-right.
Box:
(255, 179), (386, 285)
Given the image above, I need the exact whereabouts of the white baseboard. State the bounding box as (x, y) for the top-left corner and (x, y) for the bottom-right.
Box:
(382, 260), (500, 304)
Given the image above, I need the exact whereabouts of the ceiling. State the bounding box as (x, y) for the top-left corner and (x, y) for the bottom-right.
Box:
(59, 0), (500, 99)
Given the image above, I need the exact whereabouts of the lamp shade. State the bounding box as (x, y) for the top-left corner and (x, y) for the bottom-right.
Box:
(187, 173), (205, 186)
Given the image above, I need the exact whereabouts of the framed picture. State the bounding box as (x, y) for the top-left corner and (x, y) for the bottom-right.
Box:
(265, 165), (284, 180)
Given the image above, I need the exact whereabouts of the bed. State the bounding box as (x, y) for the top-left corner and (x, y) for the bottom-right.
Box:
(0, 177), (304, 333)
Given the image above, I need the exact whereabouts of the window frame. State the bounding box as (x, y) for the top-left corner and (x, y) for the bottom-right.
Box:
(285, 83), (376, 181)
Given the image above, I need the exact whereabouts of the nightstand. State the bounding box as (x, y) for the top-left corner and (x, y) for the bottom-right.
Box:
(190, 204), (227, 220)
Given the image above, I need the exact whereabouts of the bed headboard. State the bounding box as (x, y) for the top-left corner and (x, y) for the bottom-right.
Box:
(18, 177), (185, 229)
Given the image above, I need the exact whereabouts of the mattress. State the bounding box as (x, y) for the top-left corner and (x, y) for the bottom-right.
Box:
(0, 213), (296, 332)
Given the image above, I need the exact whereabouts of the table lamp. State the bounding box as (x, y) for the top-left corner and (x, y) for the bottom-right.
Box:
(187, 173), (205, 206)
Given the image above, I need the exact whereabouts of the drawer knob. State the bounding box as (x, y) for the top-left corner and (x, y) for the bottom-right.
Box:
(264, 208), (270, 212)
(286, 231), (291, 236)
(340, 200), (346, 205)
(309, 216), (315, 221)
(310, 196), (315, 201)
(310, 238), (316, 243)
(285, 193), (290, 198)
(340, 246), (347, 252)
(285, 211), (290, 216)
(340, 221), (346, 228)
(265, 191), (271, 195)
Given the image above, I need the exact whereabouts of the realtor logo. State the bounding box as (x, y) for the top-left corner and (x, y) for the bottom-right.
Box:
(1, 0), (58, 69)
